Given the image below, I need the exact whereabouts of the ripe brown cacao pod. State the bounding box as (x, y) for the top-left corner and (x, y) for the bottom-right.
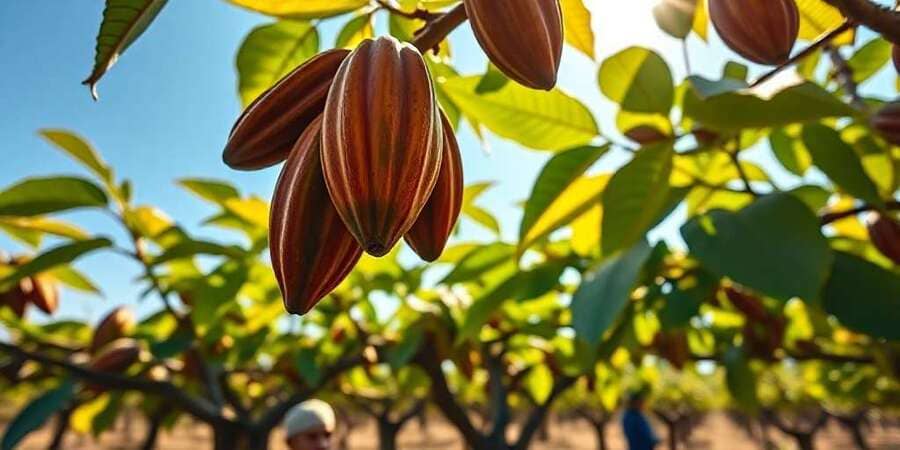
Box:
(22, 276), (58, 315)
(464, 0), (563, 90)
(322, 36), (443, 257)
(654, 331), (690, 370)
(0, 284), (28, 318)
(625, 126), (670, 145)
(708, 0), (799, 66)
(91, 307), (136, 354)
(270, 117), (363, 315)
(90, 338), (141, 373)
(871, 102), (900, 147)
(404, 111), (464, 262)
(223, 49), (350, 171)
(724, 286), (770, 323)
(867, 213), (900, 264)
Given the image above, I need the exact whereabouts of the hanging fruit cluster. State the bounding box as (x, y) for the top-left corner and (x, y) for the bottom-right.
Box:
(708, 0), (800, 66)
(224, 1), (565, 315)
(0, 254), (59, 318)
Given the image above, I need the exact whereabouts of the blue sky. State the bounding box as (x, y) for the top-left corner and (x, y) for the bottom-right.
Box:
(0, 0), (896, 322)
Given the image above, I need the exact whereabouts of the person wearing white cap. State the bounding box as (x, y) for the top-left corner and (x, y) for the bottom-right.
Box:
(283, 399), (336, 450)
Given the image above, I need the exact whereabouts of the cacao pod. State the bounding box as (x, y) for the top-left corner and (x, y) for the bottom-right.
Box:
(90, 338), (141, 373)
(625, 126), (670, 145)
(0, 283), (28, 318)
(23, 276), (58, 315)
(404, 111), (464, 262)
(654, 330), (690, 370)
(322, 36), (443, 256)
(894, 44), (900, 74)
(270, 117), (363, 315)
(866, 212), (900, 264)
(91, 307), (136, 354)
(708, 0), (799, 66)
(223, 49), (350, 171)
(871, 102), (900, 147)
(724, 286), (770, 323)
(464, 0), (563, 90)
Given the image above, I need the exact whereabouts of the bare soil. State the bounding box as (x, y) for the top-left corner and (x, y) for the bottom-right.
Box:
(8, 412), (900, 450)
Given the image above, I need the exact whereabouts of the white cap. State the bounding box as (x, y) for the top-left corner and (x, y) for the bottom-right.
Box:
(283, 399), (336, 438)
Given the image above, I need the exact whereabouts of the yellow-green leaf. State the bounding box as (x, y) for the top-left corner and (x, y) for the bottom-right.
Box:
(560, 0), (595, 59)
(227, 0), (368, 19)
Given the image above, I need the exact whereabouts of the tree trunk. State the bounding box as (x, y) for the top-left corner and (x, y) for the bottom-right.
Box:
(835, 415), (870, 450)
(591, 420), (609, 450)
(376, 419), (400, 450)
(794, 433), (815, 450)
(212, 425), (269, 450)
(47, 408), (72, 450)
(140, 411), (165, 450)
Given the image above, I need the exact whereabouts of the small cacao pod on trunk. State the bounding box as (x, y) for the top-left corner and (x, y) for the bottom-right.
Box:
(708, 0), (799, 66)
(223, 49), (350, 171)
(404, 111), (464, 262)
(23, 276), (58, 315)
(871, 102), (900, 147)
(91, 307), (136, 354)
(322, 37), (443, 257)
(464, 0), (563, 90)
(270, 117), (363, 315)
(867, 213), (900, 264)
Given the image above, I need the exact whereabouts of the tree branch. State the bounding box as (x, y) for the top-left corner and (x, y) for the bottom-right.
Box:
(513, 375), (577, 450)
(411, 4), (468, 53)
(823, 0), (900, 43)
(751, 20), (855, 88)
(414, 344), (484, 448)
(820, 201), (900, 225)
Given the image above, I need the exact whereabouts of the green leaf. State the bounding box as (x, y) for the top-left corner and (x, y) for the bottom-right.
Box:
(560, 0), (595, 58)
(847, 38), (892, 84)
(151, 240), (244, 265)
(179, 179), (241, 204)
(462, 183), (500, 235)
(681, 193), (833, 301)
(823, 252), (900, 340)
(1, 381), (75, 450)
(601, 144), (674, 254)
(228, 0), (367, 19)
(801, 124), (882, 206)
(441, 76), (599, 151)
(572, 241), (653, 347)
(598, 47), (674, 114)
(442, 243), (516, 285)
(295, 348), (323, 386)
(659, 270), (717, 328)
(683, 81), (857, 131)
(519, 145), (609, 249)
(334, 14), (373, 49)
(524, 365), (554, 404)
(38, 130), (113, 184)
(1, 238), (112, 290)
(723, 347), (758, 411)
(236, 20), (319, 107)
(0, 217), (89, 245)
(0, 177), (108, 217)
(49, 266), (102, 295)
(83, 0), (169, 99)
(769, 128), (811, 177)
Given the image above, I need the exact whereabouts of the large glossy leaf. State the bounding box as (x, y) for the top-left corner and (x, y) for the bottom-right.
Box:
(236, 21), (320, 107)
(598, 47), (674, 114)
(519, 145), (609, 250)
(572, 241), (653, 347)
(0, 238), (112, 290)
(1, 381), (75, 450)
(520, 175), (610, 253)
(442, 76), (599, 151)
(801, 124), (882, 206)
(0, 177), (108, 217)
(683, 81), (857, 131)
(796, 0), (854, 45)
(227, 0), (368, 19)
(39, 130), (113, 184)
(823, 252), (900, 340)
(681, 193), (832, 302)
(441, 243), (516, 285)
(179, 179), (241, 205)
(84, 0), (169, 99)
(601, 144), (673, 254)
(0, 217), (89, 247)
(847, 38), (892, 84)
(560, 0), (595, 58)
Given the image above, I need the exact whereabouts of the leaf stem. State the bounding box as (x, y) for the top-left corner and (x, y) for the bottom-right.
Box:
(411, 4), (468, 53)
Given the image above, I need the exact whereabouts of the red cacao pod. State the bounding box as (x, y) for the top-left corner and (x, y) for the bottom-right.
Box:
(270, 117), (363, 315)
(708, 0), (799, 66)
(404, 112), (464, 262)
(322, 37), (443, 257)
(223, 49), (350, 171)
(867, 213), (900, 264)
(464, 0), (563, 90)
(91, 307), (136, 354)
(23, 276), (58, 315)
(871, 102), (900, 147)
(724, 286), (769, 323)
(90, 338), (141, 373)
(0, 282), (28, 318)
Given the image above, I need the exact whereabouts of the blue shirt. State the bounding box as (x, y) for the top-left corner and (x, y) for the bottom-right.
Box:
(622, 408), (659, 450)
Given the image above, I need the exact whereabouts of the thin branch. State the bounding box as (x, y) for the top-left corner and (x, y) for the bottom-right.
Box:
(823, 0), (900, 43)
(751, 20), (855, 88)
(414, 342), (484, 448)
(375, 0), (439, 21)
(729, 148), (759, 197)
(513, 375), (577, 450)
(820, 201), (900, 225)
(411, 4), (468, 53)
(825, 44), (866, 109)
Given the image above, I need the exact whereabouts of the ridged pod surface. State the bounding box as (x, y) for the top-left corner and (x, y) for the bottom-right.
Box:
(464, 0), (563, 90)
(91, 307), (136, 354)
(867, 213), (900, 264)
(322, 37), (443, 257)
(708, 0), (799, 66)
(223, 49), (350, 171)
(270, 117), (363, 315)
(872, 102), (900, 146)
(404, 112), (464, 262)
(23, 276), (58, 315)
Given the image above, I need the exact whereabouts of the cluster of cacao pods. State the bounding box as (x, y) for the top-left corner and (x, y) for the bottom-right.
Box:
(464, 0), (564, 90)
(90, 306), (136, 354)
(224, 36), (463, 315)
(0, 255), (59, 317)
(866, 212), (900, 264)
(872, 102), (900, 147)
(708, 0), (799, 66)
(86, 337), (143, 392)
(724, 286), (784, 360)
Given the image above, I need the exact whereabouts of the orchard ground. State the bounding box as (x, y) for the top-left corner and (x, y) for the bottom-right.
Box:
(6, 411), (900, 450)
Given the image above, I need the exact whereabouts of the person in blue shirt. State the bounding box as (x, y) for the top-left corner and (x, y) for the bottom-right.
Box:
(622, 391), (660, 450)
